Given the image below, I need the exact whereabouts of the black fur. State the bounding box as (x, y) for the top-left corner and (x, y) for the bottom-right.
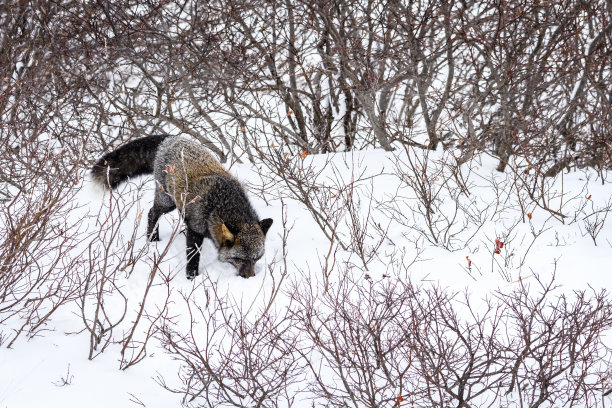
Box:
(91, 135), (170, 188)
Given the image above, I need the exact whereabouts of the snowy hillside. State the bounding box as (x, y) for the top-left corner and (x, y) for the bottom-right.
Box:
(2, 147), (611, 407)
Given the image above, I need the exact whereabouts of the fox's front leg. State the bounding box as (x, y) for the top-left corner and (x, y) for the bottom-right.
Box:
(186, 227), (204, 279)
(147, 206), (162, 242)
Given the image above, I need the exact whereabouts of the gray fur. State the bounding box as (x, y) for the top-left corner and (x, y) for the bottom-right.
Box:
(92, 135), (272, 279)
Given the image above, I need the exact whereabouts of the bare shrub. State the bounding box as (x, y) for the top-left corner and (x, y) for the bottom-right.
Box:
(578, 198), (612, 246)
(156, 268), (304, 407)
(251, 139), (395, 273)
(495, 272), (612, 407)
(0, 0), (115, 347)
(77, 182), (150, 360)
(381, 145), (490, 250)
(0, 130), (90, 347)
(290, 271), (421, 407)
(252, 141), (350, 249)
(157, 281), (302, 407)
(290, 264), (612, 407)
(156, 210), (300, 407)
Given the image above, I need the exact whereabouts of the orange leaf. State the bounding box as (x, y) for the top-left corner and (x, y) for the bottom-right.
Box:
(398, 395), (404, 402)
(288, 109), (294, 115)
(527, 213), (532, 220)
(136, 213), (142, 220)
(587, 195), (592, 199)
(300, 151), (307, 158)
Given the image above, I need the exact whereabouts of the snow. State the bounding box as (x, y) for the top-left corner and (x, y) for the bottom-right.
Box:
(0, 334), (176, 408)
(1, 147), (611, 407)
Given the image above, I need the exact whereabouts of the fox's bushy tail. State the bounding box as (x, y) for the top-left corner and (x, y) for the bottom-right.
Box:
(91, 135), (170, 189)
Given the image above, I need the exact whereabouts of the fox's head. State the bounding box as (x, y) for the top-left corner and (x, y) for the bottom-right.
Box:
(211, 218), (273, 278)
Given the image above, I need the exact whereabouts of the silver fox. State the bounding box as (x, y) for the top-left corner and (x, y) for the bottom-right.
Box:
(91, 135), (272, 279)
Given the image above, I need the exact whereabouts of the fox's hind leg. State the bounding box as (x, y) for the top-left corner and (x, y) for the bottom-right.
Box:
(147, 191), (176, 242)
(186, 227), (204, 279)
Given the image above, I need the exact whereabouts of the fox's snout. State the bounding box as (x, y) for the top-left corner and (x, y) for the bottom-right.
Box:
(238, 261), (255, 279)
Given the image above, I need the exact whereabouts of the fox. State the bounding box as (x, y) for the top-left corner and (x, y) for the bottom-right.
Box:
(90, 135), (273, 279)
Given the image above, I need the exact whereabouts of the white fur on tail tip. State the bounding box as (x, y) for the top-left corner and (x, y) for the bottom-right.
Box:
(84, 170), (111, 196)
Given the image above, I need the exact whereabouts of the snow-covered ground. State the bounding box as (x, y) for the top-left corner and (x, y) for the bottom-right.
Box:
(1, 147), (611, 407)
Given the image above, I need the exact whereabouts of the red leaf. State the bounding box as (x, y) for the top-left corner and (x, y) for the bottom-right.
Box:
(495, 238), (504, 254)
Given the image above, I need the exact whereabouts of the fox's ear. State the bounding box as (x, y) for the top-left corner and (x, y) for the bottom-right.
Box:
(260, 218), (273, 235)
(216, 223), (235, 247)
(225, 222), (240, 236)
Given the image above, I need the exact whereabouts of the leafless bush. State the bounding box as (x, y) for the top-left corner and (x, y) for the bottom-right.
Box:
(494, 272), (612, 407)
(157, 280), (302, 407)
(52, 364), (75, 387)
(251, 139), (394, 272)
(22, 0), (602, 173)
(152, 222), (612, 408)
(579, 198), (612, 246)
(0, 129), (90, 347)
(290, 264), (612, 407)
(289, 271), (420, 407)
(156, 206), (300, 407)
(252, 141), (350, 249)
(78, 174), (203, 367)
(0, 0), (115, 347)
(77, 182), (149, 360)
(381, 145), (490, 250)
(5, 0), (611, 169)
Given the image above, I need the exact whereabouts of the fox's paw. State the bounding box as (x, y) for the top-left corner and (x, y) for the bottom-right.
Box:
(148, 231), (160, 242)
(186, 270), (199, 280)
